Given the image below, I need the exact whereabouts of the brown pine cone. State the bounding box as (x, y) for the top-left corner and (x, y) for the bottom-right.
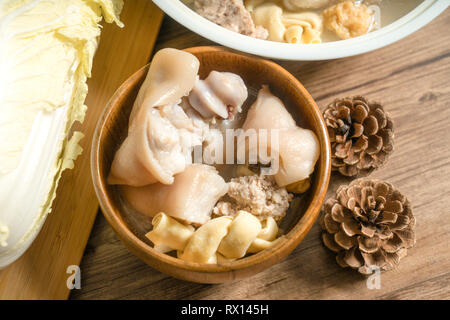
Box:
(323, 96), (394, 177)
(320, 179), (415, 275)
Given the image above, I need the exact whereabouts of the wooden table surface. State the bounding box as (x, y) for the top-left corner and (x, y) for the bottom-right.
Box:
(70, 9), (450, 300)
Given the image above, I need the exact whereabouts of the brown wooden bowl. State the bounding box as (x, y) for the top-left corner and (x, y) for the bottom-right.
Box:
(91, 46), (331, 283)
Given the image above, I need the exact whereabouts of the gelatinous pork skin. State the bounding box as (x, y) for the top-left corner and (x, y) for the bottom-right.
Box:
(188, 71), (248, 119)
(120, 164), (228, 225)
(242, 86), (319, 186)
(108, 49), (200, 186)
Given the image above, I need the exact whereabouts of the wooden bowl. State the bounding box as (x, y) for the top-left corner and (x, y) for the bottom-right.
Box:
(91, 46), (331, 283)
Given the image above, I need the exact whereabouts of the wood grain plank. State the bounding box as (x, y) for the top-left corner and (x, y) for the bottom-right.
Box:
(0, 0), (163, 300)
(71, 9), (450, 300)
(378, 272), (450, 300)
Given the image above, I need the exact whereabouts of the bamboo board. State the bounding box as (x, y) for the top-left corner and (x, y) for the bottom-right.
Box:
(0, 0), (163, 300)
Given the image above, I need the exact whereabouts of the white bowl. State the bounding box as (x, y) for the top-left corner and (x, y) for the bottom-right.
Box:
(153, 0), (449, 61)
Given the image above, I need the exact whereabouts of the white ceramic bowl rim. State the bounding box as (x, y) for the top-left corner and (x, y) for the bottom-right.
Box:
(153, 0), (449, 61)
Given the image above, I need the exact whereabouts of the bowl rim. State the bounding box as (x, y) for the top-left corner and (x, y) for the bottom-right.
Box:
(152, 0), (449, 61)
(91, 46), (331, 278)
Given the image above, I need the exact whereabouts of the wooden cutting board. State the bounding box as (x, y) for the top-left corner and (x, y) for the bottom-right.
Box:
(0, 0), (163, 300)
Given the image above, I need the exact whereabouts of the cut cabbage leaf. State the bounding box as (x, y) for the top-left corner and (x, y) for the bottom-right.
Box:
(0, 0), (123, 268)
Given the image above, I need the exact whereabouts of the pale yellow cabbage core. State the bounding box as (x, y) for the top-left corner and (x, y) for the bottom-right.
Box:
(0, 0), (123, 174)
(0, 0), (123, 266)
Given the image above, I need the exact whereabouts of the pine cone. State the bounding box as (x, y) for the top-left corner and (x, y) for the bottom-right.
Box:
(320, 179), (415, 275)
(323, 96), (394, 177)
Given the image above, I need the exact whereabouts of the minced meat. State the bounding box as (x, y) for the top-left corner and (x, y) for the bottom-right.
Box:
(213, 175), (293, 221)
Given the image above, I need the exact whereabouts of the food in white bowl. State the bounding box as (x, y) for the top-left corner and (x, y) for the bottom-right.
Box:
(153, 0), (449, 60)
(185, 0), (425, 43)
(108, 48), (320, 264)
